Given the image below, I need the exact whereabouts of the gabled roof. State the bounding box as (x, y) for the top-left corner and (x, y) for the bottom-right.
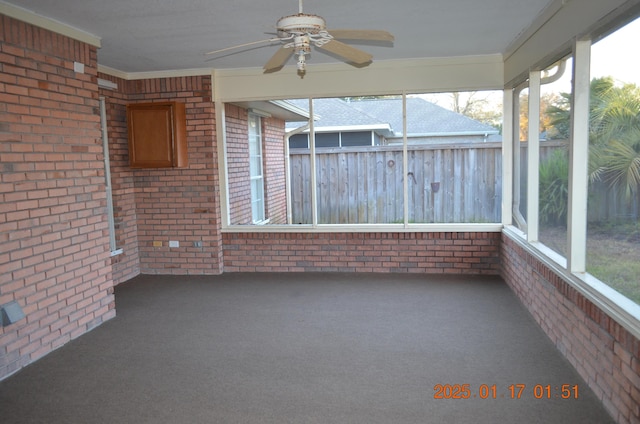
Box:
(285, 97), (498, 137)
(349, 97), (499, 136)
(285, 98), (393, 136)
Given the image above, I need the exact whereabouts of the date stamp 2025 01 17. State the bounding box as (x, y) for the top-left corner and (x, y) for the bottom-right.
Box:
(433, 384), (579, 400)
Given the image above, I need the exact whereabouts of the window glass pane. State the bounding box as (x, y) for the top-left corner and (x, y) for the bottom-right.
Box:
(248, 114), (264, 223)
(342, 131), (373, 147)
(289, 133), (308, 149)
(251, 178), (265, 223)
(587, 17), (640, 303)
(538, 57), (572, 257)
(311, 96), (404, 223)
(315, 132), (339, 148)
(249, 156), (261, 178)
(409, 91), (503, 223)
(286, 99), (313, 224)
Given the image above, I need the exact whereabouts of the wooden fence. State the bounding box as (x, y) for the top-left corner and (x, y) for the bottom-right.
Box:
(289, 140), (638, 225)
(289, 143), (502, 224)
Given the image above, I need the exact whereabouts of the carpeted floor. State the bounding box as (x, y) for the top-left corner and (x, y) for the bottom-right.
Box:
(0, 273), (615, 423)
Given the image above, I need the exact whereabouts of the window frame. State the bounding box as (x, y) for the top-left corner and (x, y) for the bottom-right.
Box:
(248, 113), (267, 224)
(503, 35), (640, 340)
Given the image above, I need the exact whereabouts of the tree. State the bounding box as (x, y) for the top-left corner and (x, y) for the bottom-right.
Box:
(421, 91), (503, 130)
(590, 79), (640, 200)
(518, 92), (565, 141)
(544, 77), (640, 201)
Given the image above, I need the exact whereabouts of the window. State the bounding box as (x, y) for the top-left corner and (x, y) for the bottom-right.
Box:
(409, 91), (503, 223)
(289, 131), (373, 149)
(223, 94), (503, 228)
(248, 113), (266, 223)
(507, 15), (640, 314)
(586, 17), (640, 304)
(538, 56), (572, 257)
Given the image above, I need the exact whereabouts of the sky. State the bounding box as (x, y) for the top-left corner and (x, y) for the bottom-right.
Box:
(590, 16), (640, 86)
(414, 16), (640, 113)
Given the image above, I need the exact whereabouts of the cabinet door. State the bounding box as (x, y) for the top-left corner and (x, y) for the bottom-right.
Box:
(127, 103), (187, 168)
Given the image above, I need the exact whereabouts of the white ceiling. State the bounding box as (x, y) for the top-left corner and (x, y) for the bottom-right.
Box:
(3, 0), (554, 74)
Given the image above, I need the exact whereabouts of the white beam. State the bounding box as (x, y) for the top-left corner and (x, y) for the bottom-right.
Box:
(214, 70), (231, 228)
(309, 99), (318, 226)
(214, 56), (503, 102)
(402, 93), (409, 227)
(527, 71), (541, 242)
(568, 39), (591, 273)
(502, 89), (514, 226)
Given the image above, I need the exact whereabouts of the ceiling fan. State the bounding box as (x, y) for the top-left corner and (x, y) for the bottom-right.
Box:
(205, 0), (394, 76)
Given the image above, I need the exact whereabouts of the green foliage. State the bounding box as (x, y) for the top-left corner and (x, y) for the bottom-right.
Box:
(539, 149), (569, 226)
(545, 92), (571, 139)
(544, 77), (640, 202)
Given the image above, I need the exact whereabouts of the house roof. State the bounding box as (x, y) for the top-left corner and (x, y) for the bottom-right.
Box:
(349, 97), (499, 137)
(285, 98), (393, 136)
(285, 97), (499, 137)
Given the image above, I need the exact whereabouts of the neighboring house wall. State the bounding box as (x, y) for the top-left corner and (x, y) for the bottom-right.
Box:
(226, 105), (288, 225)
(0, 16), (116, 378)
(263, 117), (287, 224)
(501, 234), (640, 424)
(226, 104), (252, 225)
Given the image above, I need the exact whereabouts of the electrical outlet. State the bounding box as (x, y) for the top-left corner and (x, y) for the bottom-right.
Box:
(169, 240), (179, 248)
(73, 61), (85, 74)
(193, 241), (203, 248)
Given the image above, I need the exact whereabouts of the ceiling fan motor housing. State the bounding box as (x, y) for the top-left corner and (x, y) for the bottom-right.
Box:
(277, 13), (327, 37)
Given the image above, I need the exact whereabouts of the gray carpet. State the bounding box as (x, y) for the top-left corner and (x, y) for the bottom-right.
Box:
(0, 273), (614, 423)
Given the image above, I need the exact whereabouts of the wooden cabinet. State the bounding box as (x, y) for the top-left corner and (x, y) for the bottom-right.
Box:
(126, 102), (188, 168)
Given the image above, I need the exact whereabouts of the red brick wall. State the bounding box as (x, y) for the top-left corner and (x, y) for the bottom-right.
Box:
(263, 117), (287, 224)
(222, 232), (501, 273)
(105, 76), (223, 275)
(0, 15), (116, 379)
(225, 104), (252, 225)
(501, 233), (639, 424)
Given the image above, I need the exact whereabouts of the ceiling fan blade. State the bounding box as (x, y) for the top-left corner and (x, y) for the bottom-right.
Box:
(317, 40), (372, 65)
(263, 46), (294, 72)
(329, 29), (394, 42)
(205, 38), (280, 56)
